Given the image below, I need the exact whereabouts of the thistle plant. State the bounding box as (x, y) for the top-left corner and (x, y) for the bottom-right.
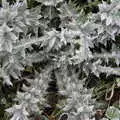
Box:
(0, 0), (120, 120)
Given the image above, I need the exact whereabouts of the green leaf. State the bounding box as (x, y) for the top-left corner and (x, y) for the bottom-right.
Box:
(106, 106), (120, 120)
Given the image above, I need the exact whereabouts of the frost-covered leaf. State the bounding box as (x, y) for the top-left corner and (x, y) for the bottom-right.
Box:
(3, 75), (13, 86)
(6, 104), (29, 120)
(106, 16), (112, 26)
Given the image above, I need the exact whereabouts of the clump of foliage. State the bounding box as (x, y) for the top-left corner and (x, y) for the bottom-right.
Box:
(0, 0), (120, 120)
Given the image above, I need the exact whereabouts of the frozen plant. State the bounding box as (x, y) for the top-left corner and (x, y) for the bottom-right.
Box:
(0, 0), (119, 120)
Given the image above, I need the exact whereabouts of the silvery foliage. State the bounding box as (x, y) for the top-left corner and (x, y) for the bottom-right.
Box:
(0, 0), (40, 86)
(58, 75), (94, 120)
(81, 0), (120, 77)
(0, 0), (47, 119)
(2, 0), (95, 119)
(6, 73), (48, 120)
(35, 0), (64, 6)
(6, 104), (29, 120)
(67, 0), (120, 78)
(3, 0), (120, 120)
